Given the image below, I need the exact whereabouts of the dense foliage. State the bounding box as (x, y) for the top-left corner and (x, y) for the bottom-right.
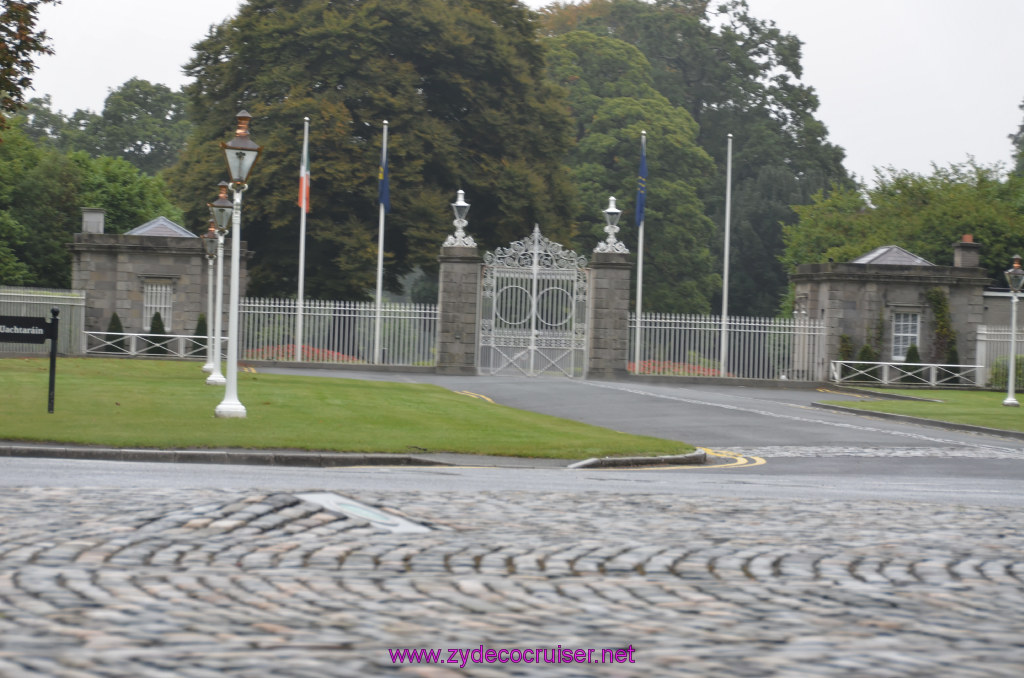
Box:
(781, 162), (1024, 284)
(0, 121), (184, 287)
(0, 0), (59, 135)
(21, 79), (190, 174)
(545, 28), (717, 312)
(539, 0), (850, 315)
(165, 0), (576, 300)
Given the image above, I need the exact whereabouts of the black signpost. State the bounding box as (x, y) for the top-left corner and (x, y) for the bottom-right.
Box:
(0, 308), (60, 413)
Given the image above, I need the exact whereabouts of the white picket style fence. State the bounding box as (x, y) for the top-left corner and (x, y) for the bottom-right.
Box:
(84, 331), (209, 358)
(975, 324), (1024, 388)
(0, 286), (85, 355)
(240, 297), (438, 366)
(628, 312), (828, 380)
(829, 361), (982, 387)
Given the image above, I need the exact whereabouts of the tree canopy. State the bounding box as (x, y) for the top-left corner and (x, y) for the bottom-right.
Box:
(545, 29), (718, 312)
(165, 0), (576, 300)
(0, 0), (59, 136)
(0, 119), (184, 287)
(19, 80), (190, 174)
(781, 162), (1024, 285)
(539, 0), (850, 316)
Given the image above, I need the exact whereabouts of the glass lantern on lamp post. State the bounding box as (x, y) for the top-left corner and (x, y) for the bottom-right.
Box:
(594, 196), (628, 254)
(443, 190), (475, 248)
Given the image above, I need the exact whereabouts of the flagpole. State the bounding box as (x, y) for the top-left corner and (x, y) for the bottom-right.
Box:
(719, 133), (733, 377)
(374, 120), (389, 365)
(296, 116), (309, 362)
(633, 130), (646, 374)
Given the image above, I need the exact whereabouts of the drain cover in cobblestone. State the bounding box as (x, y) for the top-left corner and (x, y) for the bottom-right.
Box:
(295, 492), (431, 533)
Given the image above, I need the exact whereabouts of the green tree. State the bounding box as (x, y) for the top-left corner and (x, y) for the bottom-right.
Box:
(539, 0), (850, 316)
(545, 29), (718, 312)
(783, 162), (1024, 285)
(0, 0), (59, 136)
(165, 0), (575, 300)
(20, 82), (189, 174)
(0, 120), (185, 287)
(92, 79), (191, 174)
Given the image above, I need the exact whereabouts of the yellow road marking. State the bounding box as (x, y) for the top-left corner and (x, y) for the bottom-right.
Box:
(457, 390), (495, 404)
(817, 387), (870, 398)
(628, 447), (766, 470)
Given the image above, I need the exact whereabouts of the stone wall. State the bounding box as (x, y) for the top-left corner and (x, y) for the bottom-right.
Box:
(587, 251), (632, 379)
(70, 233), (248, 336)
(791, 262), (990, 365)
(436, 245), (482, 375)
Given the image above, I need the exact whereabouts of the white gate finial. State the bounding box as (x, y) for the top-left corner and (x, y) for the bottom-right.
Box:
(444, 189), (476, 247)
(595, 195), (629, 254)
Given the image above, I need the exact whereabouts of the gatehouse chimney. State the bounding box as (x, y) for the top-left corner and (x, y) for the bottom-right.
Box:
(81, 208), (105, 234)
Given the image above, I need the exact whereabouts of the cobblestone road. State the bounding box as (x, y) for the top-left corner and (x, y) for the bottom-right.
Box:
(1, 485), (1023, 676)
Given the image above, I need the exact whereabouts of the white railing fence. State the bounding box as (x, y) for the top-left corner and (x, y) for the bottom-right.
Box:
(0, 286), (85, 355)
(84, 331), (209, 359)
(975, 324), (1024, 389)
(240, 298), (438, 366)
(829, 361), (982, 387)
(628, 313), (827, 380)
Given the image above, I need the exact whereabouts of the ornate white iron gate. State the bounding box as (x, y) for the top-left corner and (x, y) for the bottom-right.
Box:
(480, 226), (588, 377)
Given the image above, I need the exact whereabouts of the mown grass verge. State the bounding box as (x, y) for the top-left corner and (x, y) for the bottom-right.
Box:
(0, 358), (694, 459)
(823, 388), (1024, 433)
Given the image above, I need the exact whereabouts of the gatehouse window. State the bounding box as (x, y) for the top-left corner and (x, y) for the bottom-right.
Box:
(143, 281), (173, 331)
(891, 312), (919, 361)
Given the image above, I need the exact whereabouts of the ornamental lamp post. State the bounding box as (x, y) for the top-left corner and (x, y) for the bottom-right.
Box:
(1004, 254), (1024, 406)
(205, 182), (233, 386)
(594, 196), (628, 254)
(200, 220), (218, 374)
(215, 112), (262, 418)
(443, 190), (475, 248)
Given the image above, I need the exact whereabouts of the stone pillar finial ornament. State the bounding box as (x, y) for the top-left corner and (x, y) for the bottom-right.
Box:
(594, 196), (629, 254)
(444, 190), (476, 248)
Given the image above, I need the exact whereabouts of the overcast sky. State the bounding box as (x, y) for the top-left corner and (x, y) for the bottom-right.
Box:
(26, 0), (1024, 185)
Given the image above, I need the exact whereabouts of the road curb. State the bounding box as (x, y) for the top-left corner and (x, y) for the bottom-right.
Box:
(0, 444), (456, 468)
(811, 403), (1024, 441)
(567, 450), (707, 469)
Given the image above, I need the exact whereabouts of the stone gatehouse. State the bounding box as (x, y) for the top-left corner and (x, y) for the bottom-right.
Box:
(69, 209), (247, 336)
(789, 236), (991, 366)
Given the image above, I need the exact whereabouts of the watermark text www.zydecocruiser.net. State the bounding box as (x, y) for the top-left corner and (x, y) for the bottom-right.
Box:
(389, 645), (636, 668)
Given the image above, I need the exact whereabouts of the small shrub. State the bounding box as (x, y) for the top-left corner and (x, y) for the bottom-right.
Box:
(191, 313), (208, 355)
(855, 344), (879, 382)
(989, 355), (1024, 390)
(944, 340), (960, 385)
(900, 344), (924, 383)
(147, 312), (168, 355)
(104, 313), (125, 353)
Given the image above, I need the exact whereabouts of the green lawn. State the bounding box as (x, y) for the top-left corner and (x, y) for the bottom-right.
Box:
(824, 388), (1024, 433)
(0, 357), (693, 459)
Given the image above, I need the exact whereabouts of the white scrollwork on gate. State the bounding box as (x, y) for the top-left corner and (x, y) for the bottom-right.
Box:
(480, 226), (588, 377)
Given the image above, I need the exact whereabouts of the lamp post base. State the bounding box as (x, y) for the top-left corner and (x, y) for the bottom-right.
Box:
(206, 373), (226, 386)
(215, 399), (247, 418)
(201, 362), (215, 374)
(1003, 397), (1019, 407)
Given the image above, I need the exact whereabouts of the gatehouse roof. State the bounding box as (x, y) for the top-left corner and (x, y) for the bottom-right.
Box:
(125, 217), (196, 238)
(851, 245), (933, 266)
